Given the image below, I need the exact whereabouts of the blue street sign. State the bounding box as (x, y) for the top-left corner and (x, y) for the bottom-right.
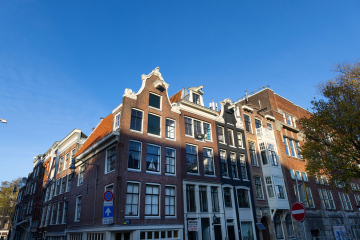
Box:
(103, 206), (113, 218)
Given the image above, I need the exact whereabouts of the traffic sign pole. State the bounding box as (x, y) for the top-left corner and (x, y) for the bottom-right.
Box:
(295, 177), (306, 239)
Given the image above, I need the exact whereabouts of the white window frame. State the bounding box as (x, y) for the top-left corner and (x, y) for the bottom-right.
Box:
(146, 143), (161, 174)
(306, 187), (315, 208)
(145, 183), (161, 218)
(237, 132), (244, 148)
(105, 183), (114, 193)
(165, 118), (176, 140)
(295, 171), (302, 181)
(125, 181), (140, 217)
(165, 147), (176, 175)
(184, 116), (212, 141)
(254, 176), (264, 199)
(248, 141), (258, 166)
(149, 92), (162, 110)
(128, 140), (142, 172)
(78, 165), (85, 186)
(203, 147), (215, 176)
(302, 172), (308, 181)
(186, 143), (199, 175)
(105, 145), (116, 174)
(240, 154), (247, 180)
(244, 114), (252, 134)
(64, 153), (69, 170)
(165, 185), (176, 218)
(130, 108), (144, 133)
(75, 195), (81, 222)
(114, 113), (121, 130)
(290, 169), (295, 179)
(217, 126), (225, 144)
(147, 112), (162, 137)
(220, 149), (229, 178)
(66, 174), (71, 192)
(228, 129), (235, 147)
(56, 202), (63, 224)
(62, 201), (68, 224)
(339, 192), (353, 211)
(230, 151), (238, 179)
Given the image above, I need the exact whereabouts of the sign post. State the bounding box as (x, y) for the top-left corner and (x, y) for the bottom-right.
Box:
(102, 191), (114, 224)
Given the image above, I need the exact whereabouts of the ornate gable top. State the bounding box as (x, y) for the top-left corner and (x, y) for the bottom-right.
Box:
(188, 85), (204, 95)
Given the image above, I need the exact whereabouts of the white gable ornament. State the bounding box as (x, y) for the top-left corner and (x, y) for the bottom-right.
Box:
(123, 88), (137, 100)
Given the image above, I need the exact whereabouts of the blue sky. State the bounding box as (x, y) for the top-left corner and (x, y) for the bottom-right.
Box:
(0, 0), (359, 182)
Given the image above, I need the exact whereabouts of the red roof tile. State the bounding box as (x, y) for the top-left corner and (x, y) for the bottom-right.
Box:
(170, 90), (182, 103)
(74, 114), (113, 157)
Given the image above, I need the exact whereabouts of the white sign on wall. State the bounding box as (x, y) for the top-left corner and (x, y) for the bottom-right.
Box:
(188, 220), (198, 231)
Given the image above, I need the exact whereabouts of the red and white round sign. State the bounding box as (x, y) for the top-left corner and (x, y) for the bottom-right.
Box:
(291, 202), (306, 222)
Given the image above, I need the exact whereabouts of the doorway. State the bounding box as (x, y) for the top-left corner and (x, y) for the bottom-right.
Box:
(261, 217), (271, 240)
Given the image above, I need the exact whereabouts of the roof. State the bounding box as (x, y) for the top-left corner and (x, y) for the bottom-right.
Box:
(170, 90), (182, 103)
(74, 114), (113, 157)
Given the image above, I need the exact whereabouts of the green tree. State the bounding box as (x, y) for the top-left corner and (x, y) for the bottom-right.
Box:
(0, 178), (21, 224)
(299, 61), (360, 191)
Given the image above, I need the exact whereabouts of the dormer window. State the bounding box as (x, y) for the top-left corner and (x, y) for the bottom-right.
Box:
(114, 113), (120, 129)
(149, 93), (161, 109)
(192, 93), (201, 105)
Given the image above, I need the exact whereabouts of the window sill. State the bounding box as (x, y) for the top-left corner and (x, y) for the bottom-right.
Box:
(105, 170), (115, 175)
(257, 198), (266, 201)
(165, 216), (177, 219)
(187, 172), (200, 176)
(146, 171), (161, 175)
(147, 133), (162, 138)
(130, 129), (143, 135)
(149, 106), (162, 111)
(204, 174), (216, 177)
(127, 168), (141, 173)
(144, 216), (161, 219)
(165, 137), (176, 141)
(124, 216), (140, 219)
(165, 173), (176, 177)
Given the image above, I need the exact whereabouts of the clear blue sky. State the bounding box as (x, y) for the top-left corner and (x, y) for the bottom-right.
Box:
(1, 0), (359, 182)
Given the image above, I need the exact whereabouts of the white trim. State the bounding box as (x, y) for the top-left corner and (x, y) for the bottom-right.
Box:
(165, 147), (176, 175)
(130, 108), (144, 134)
(128, 140), (142, 172)
(113, 112), (121, 131)
(74, 195), (82, 222)
(105, 145), (116, 174)
(149, 92), (162, 110)
(144, 183), (161, 218)
(242, 105), (253, 112)
(125, 181), (141, 217)
(145, 143), (161, 174)
(165, 118), (176, 140)
(265, 115), (276, 121)
(112, 103), (122, 114)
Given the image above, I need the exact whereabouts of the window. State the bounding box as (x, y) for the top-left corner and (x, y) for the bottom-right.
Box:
(211, 187), (220, 212)
(254, 176), (264, 199)
(165, 186), (175, 216)
(217, 126), (225, 143)
(51, 203), (57, 224)
(192, 93), (200, 104)
(106, 146), (116, 173)
(354, 195), (360, 206)
(226, 111), (234, 125)
(58, 158), (63, 173)
(185, 117), (193, 136)
(228, 129), (234, 146)
(128, 141), (141, 170)
(260, 143), (267, 165)
(319, 189), (334, 210)
(237, 132), (243, 148)
(223, 188), (232, 207)
(274, 214), (284, 239)
(114, 113), (120, 129)
(61, 177), (66, 194)
(302, 172), (308, 181)
(239, 154), (247, 179)
(286, 114), (292, 125)
(244, 114), (252, 133)
(267, 123), (273, 130)
(283, 137), (290, 156)
(45, 206), (51, 226)
(125, 182), (140, 216)
(148, 114), (160, 135)
(230, 152), (238, 179)
(66, 175), (71, 192)
(186, 185), (196, 212)
(62, 201), (68, 224)
(149, 93), (161, 109)
(130, 109), (143, 132)
(255, 119), (261, 129)
(145, 184), (160, 216)
(199, 186), (208, 212)
(72, 148), (76, 158)
(248, 142), (258, 166)
(165, 148), (175, 174)
(339, 192), (352, 211)
(78, 165), (85, 186)
(56, 179), (60, 195)
(237, 189), (250, 208)
(268, 144), (278, 166)
(306, 187), (315, 208)
(274, 177), (285, 199)
(241, 222), (254, 240)
(203, 122), (211, 140)
(186, 144), (198, 174)
(290, 169), (295, 179)
(327, 190), (335, 209)
(203, 148), (214, 175)
(220, 150), (228, 177)
(64, 154), (69, 170)
(295, 171), (302, 181)
(57, 202), (63, 224)
(295, 141), (302, 159)
(146, 144), (160, 172)
(289, 140), (297, 157)
(194, 120), (202, 137)
(75, 196), (81, 221)
(165, 119), (175, 139)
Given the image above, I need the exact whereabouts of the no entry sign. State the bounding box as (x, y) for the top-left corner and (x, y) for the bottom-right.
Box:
(103, 191), (113, 201)
(291, 202), (306, 222)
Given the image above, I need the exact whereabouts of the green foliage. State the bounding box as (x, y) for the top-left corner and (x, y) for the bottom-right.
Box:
(0, 178), (21, 223)
(299, 61), (360, 191)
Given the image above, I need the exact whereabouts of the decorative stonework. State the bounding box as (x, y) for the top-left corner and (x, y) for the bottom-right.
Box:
(123, 88), (137, 100)
(171, 103), (181, 114)
(153, 79), (169, 90)
(142, 67), (164, 81)
(234, 107), (244, 129)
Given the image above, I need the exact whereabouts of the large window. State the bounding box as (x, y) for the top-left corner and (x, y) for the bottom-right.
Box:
(165, 148), (175, 174)
(199, 186), (208, 212)
(226, 111), (234, 125)
(255, 119), (261, 129)
(66, 175), (71, 193)
(185, 117), (193, 136)
(165, 186), (175, 216)
(254, 176), (263, 199)
(75, 196), (81, 221)
(130, 109), (143, 132)
(203, 148), (214, 175)
(51, 203), (57, 224)
(274, 177), (286, 199)
(78, 165), (85, 186)
(289, 139), (297, 157)
(248, 142), (258, 166)
(223, 187), (232, 207)
(146, 144), (160, 172)
(339, 192), (352, 211)
(114, 113), (120, 129)
(260, 143), (267, 165)
(211, 187), (220, 212)
(240, 154), (247, 179)
(145, 184), (160, 216)
(228, 129), (234, 146)
(60, 177), (66, 194)
(237, 189), (250, 208)
(230, 152), (238, 179)
(62, 201), (68, 224)
(149, 93), (161, 109)
(106, 146), (116, 173)
(217, 126), (225, 143)
(125, 182), (140, 216)
(186, 144), (198, 174)
(186, 185), (196, 212)
(203, 122), (211, 140)
(165, 119), (175, 139)
(148, 114), (161, 135)
(266, 176), (275, 198)
(283, 137), (290, 156)
(244, 114), (252, 133)
(184, 117), (212, 140)
(128, 141), (141, 170)
(220, 150), (228, 177)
